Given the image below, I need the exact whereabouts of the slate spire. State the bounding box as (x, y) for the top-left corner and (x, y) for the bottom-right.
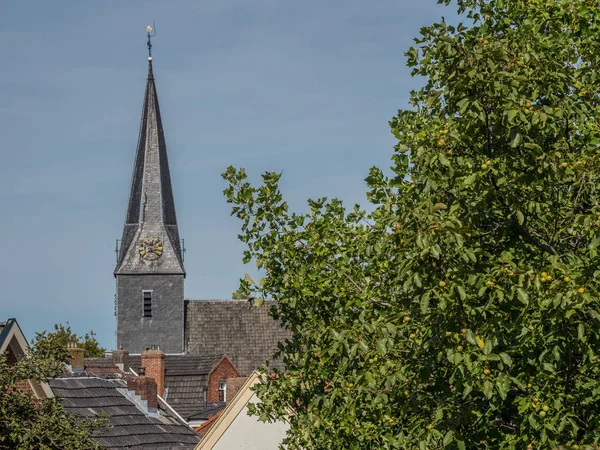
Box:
(115, 58), (185, 276)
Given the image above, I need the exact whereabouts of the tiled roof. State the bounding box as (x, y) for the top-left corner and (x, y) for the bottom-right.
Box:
(49, 376), (199, 449)
(128, 354), (224, 376)
(174, 402), (225, 421)
(194, 410), (223, 437)
(84, 358), (131, 377)
(185, 300), (291, 376)
(97, 354), (227, 421)
(164, 374), (208, 404)
(85, 358), (116, 368)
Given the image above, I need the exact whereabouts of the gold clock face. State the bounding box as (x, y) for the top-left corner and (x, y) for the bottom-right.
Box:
(138, 237), (163, 261)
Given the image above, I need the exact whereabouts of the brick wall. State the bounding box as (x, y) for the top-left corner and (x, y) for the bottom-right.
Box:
(7, 380), (32, 394)
(225, 377), (247, 402)
(141, 348), (165, 397)
(127, 376), (158, 410)
(207, 357), (240, 402)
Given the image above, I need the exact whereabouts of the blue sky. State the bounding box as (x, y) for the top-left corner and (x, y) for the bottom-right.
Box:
(0, 1), (456, 349)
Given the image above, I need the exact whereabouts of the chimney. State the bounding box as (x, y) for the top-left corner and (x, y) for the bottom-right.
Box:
(127, 376), (158, 412)
(112, 346), (129, 372)
(141, 345), (165, 397)
(67, 342), (84, 373)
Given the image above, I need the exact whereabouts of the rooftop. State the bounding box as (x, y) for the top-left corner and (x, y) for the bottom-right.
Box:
(184, 300), (290, 376)
(49, 375), (199, 450)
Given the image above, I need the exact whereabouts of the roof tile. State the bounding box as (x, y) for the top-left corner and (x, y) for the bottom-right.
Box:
(49, 376), (198, 449)
(184, 300), (290, 376)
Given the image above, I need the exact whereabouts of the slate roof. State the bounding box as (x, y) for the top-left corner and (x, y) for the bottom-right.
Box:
(164, 373), (208, 405)
(115, 59), (184, 276)
(128, 354), (224, 377)
(84, 358), (130, 377)
(49, 376), (199, 449)
(166, 402), (226, 423)
(127, 354), (227, 421)
(0, 318), (15, 349)
(185, 300), (291, 376)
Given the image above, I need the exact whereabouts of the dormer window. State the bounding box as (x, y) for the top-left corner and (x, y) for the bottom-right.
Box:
(143, 291), (152, 317)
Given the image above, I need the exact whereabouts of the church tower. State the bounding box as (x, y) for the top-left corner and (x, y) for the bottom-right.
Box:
(115, 50), (185, 354)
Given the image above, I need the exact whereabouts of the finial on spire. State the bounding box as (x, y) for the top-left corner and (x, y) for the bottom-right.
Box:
(146, 22), (156, 61)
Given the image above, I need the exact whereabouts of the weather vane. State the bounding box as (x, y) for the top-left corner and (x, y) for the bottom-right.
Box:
(146, 22), (156, 60)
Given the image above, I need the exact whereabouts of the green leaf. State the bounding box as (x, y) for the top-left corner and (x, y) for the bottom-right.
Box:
(464, 173), (477, 186)
(496, 374), (510, 400)
(483, 380), (493, 399)
(443, 430), (454, 447)
(414, 273), (422, 288)
(499, 353), (513, 367)
(466, 329), (477, 346)
(483, 339), (493, 355)
(516, 210), (525, 225)
(578, 323), (585, 341)
(506, 109), (519, 122)
(510, 132), (522, 148)
(439, 153), (451, 166)
(385, 323), (397, 337)
(517, 288), (529, 305)
(462, 383), (473, 399)
(529, 414), (540, 430)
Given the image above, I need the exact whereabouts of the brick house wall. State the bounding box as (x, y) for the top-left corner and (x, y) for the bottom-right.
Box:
(207, 357), (240, 402)
(225, 377), (247, 402)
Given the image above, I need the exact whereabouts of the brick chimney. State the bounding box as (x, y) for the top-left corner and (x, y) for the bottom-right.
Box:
(112, 346), (129, 372)
(127, 376), (158, 412)
(141, 345), (165, 397)
(67, 342), (84, 373)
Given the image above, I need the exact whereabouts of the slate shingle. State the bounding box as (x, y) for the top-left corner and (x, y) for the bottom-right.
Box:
(184, 299), (291, 376)
(49, 376), (199, 450)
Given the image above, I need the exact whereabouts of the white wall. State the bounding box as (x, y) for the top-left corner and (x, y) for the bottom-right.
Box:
(212, 392), (289, 450)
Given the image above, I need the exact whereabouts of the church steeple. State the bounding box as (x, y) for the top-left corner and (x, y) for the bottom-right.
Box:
(115, 57), (185, 276)
(114, 36), (186, 355)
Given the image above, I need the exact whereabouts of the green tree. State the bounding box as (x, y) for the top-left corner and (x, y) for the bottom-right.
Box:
(0, 330), (106, 449)
(224, 0), (600, 448)
(50, 323), (106, 358)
